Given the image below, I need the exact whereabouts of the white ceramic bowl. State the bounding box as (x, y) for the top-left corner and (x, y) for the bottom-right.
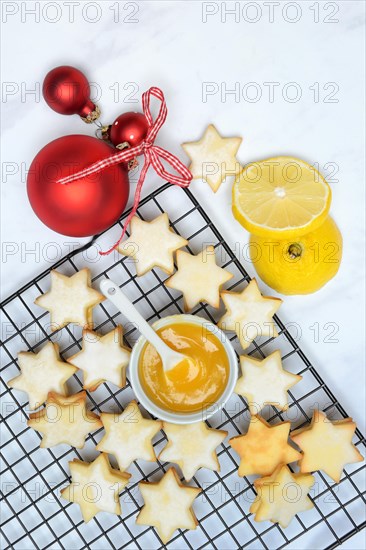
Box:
(129, 314), (238, 424)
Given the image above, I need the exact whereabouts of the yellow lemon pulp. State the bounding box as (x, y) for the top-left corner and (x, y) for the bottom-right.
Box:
(138, 322), (229, 413)
(233, 156), (331, 239)
(249, 216), (342, 295)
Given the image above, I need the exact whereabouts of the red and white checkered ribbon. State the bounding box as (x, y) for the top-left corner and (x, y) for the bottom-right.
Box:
(57, 87), (192, 255)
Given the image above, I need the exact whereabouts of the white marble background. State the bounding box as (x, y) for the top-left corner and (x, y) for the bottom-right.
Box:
(1, 1), (365, 549)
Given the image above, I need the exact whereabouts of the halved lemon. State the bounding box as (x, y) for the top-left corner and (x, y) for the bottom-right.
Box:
(232, 156), (332, 239)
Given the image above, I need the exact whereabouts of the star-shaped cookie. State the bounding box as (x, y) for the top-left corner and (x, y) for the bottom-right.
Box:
(96, 401), (162, 470)
(165, 246), (233, 310)
(61, 453), (131, 522)
(136, 467), (201, 544)
(235, 350), (301, 414)
(28, 391), (102, 449)
(291, 410), (364, 483)
(8, 342), (77, 410)
(159, 422), (227, 481)
(229, 415), (301, 477)
(250, 465), (315, 528)
(118, 213), (188, 276)
(182, 124), (242, 192)
(67, 327), (130, 391)
(35, 269), (104, 331)
(219, 279), (282, 350)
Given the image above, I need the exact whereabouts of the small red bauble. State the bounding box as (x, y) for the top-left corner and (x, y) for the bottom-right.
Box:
(43, 66), (99, 121)
(27, 135), (129, 237)
(109, 112), (148, 148)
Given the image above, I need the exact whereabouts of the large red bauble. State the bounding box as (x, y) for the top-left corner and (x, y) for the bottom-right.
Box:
(109, 112), (148, 148)
(43, 66), (97, 119)
(27, 135), (129, 237)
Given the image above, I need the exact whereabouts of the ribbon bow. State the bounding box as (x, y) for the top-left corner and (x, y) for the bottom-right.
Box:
(58, 87), (192, 255)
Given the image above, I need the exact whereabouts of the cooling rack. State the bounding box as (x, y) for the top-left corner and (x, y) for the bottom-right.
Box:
(1, 183), (365, 550)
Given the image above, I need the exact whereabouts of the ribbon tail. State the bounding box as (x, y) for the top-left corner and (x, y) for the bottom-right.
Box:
(99, 156), (150, 256)
(57, 147), (140, 185)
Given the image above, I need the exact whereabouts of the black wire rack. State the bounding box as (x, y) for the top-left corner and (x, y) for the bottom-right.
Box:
(1, 183), (365, 550)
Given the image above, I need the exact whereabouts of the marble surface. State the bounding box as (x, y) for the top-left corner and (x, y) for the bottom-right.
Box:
(1, 1), (365, 548)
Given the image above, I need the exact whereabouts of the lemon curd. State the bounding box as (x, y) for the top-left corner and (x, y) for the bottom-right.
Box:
(138, 322), (229, 413)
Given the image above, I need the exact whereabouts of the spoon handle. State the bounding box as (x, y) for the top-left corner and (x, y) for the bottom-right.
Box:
(99, 278), (171, 358)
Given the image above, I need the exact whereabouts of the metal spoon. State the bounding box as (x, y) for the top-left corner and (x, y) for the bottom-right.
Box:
(99, 278), (187, 372)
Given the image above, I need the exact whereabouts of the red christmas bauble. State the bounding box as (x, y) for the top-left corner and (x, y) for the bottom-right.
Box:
(27, 135), (129, 237)
(43, 66), (98, 120)
(109, 112), (148, 148)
